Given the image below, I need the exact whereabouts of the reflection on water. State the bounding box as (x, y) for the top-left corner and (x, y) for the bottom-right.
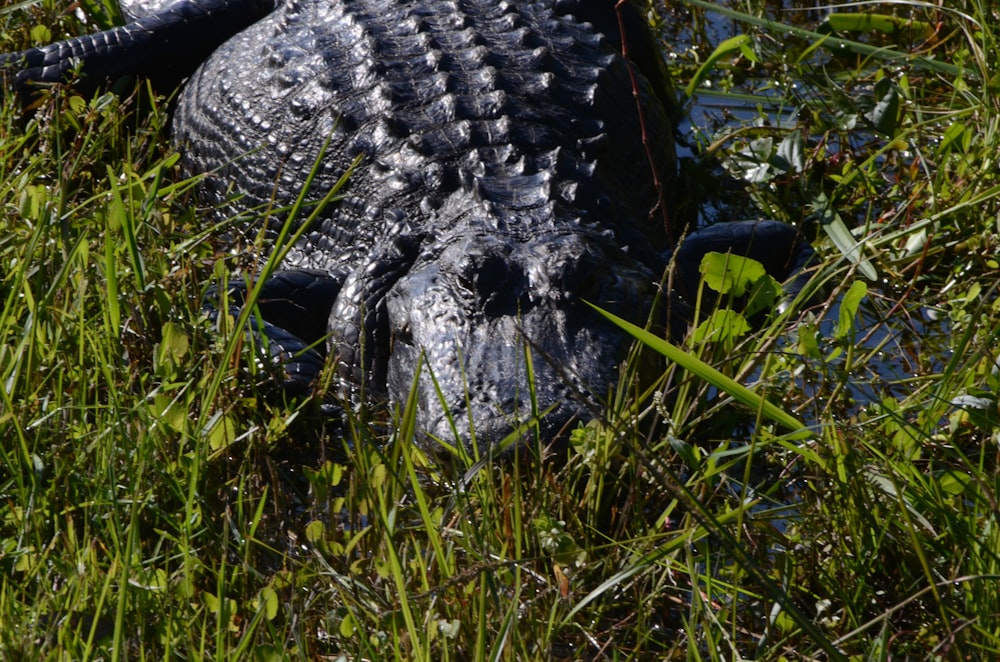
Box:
(802, 293), (951, 420)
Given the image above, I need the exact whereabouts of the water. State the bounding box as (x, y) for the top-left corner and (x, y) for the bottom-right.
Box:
(656, 0), (955, 429)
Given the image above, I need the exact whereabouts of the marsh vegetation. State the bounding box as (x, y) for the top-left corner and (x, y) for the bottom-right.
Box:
(2, 0), (999, 658)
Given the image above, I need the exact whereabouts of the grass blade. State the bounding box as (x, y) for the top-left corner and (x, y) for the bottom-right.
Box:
(586, 302), (811, 438)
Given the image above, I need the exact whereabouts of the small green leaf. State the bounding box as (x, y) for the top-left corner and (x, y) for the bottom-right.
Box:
(727, 137), (775, 183)
(19, 184), (48, 221)
(866, 78), (900, 136)
(370, 463), (386, 488)
(534, 514), (586, 566)
(29, 24), (51, 45)
(834, 281), (868, 341)
(964, 282), (982, 305)
(252, 644), (282, 662)
(338, 611), (357, 637)
(775, 129), (806, 174)
(797, 322), (822, 360)
(685, 33), (753, 98)
(158, 322), (189, 364)
(305, 520), (325, 543)
(745, 274), (783, 318)
(693, 309), (752, 343)
(669, 435), (701, 468)
(257, 587), (279, 621)
(304, 461), (346, 502)
(206, 412), (237, 452)
(68, 95), (86, 114)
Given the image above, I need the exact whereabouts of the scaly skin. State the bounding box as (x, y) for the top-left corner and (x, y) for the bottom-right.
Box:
(2, 0), (813, 457)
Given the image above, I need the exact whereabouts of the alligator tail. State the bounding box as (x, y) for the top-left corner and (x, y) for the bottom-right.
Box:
(2, 0), (275, 103)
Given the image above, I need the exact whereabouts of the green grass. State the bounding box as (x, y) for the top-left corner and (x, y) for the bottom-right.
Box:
(4, 0), (1000, 658)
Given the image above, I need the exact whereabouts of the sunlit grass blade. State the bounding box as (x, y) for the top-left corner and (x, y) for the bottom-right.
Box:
(586, 302), (810, 437)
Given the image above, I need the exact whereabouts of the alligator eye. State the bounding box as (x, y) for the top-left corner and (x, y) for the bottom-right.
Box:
(455, 252), (501, 294)
(475, 254), (511, 296)
(455, 258), (477, 295)
(453, 251), (525, 315)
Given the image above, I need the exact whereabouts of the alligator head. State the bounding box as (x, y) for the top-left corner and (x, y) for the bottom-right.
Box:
(327, 227), (662, 459)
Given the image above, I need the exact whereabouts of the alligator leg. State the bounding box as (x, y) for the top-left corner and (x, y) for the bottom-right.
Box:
(325, 231), (425, 391)
(673, 220), (816, 299)
(1, 0), (275, 101)
(221, 268), (344, 395)
(228, 269), (344, 348)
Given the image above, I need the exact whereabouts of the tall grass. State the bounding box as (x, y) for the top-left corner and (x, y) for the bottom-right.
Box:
(2, 0), (1000, 658)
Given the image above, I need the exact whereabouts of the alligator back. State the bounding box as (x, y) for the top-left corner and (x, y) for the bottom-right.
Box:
(173, 0), (676, 272)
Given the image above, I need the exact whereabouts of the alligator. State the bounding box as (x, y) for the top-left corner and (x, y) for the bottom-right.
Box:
(2, 0), (814, 456)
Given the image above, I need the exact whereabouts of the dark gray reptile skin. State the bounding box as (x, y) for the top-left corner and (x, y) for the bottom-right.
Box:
(3, 0), (813, 455)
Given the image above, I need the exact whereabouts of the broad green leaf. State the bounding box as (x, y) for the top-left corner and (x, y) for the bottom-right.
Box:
(693, 309), (752, 343)
(151, 394), (188, 433)
(934, 470), (973, 498)
(305, 520), (325, 543)
(206, 412), (237, 452)
(700, 252), (766, 297)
